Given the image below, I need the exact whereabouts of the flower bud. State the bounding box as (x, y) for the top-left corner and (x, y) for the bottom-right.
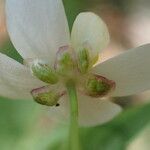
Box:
(31, 59), (58, 84)
(31, 86), (65, 106)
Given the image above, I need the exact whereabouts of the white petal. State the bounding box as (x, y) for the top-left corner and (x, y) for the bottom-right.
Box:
(78, 95), (121, 126)
(6, 0), (70, 61)
(0, 53), (44, 100)
(47, 94), (121, 126)
(93, 44), (150, 96)
(71, 12), (109, 55)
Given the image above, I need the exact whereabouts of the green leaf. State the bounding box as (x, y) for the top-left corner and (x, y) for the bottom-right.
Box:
(63, 0), (86, 31)
(0, 39), (23, 63)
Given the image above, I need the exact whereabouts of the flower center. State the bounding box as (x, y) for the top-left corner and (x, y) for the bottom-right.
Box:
(29, 45), (115, 106)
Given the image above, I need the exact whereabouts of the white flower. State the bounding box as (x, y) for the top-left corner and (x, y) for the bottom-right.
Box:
(3, 0), (150, 126)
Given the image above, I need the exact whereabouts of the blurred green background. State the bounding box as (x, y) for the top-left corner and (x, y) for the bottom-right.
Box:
(0, 0), (150, 149)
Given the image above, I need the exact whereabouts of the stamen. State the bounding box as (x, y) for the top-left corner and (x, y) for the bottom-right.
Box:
(77, 43), (99, 74)
(31, 86), (65, 106)
(55, 46), (75, 77)
(31, 59), (58, 84)
(84, 74), (115, 97)
(77, 48), (90, 74)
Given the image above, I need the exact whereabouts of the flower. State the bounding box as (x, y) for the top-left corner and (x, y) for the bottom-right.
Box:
(3, 0), (150, 126)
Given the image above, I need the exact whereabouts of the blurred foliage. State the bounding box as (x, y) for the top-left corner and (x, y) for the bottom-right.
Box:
(48, 103), (150, 150)
(0, 99), (150, 150)
(63, 0), (132, 28)
(0, 99), (40, 149)
(0, 98), (67, 150)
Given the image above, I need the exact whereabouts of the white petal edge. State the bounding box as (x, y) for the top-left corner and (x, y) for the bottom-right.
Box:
(0, 53), (44, 100)
(93, 44), (150, 97)
(6, 0), (70, 61)
(71, 12), (110, 55)
(47, 94), (122, 126)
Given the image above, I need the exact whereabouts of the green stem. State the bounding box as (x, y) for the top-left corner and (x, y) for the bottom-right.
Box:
(66, 80), (80, 150)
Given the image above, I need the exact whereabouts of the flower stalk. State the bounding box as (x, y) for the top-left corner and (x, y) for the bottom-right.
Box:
(66, 80), (80, 150)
